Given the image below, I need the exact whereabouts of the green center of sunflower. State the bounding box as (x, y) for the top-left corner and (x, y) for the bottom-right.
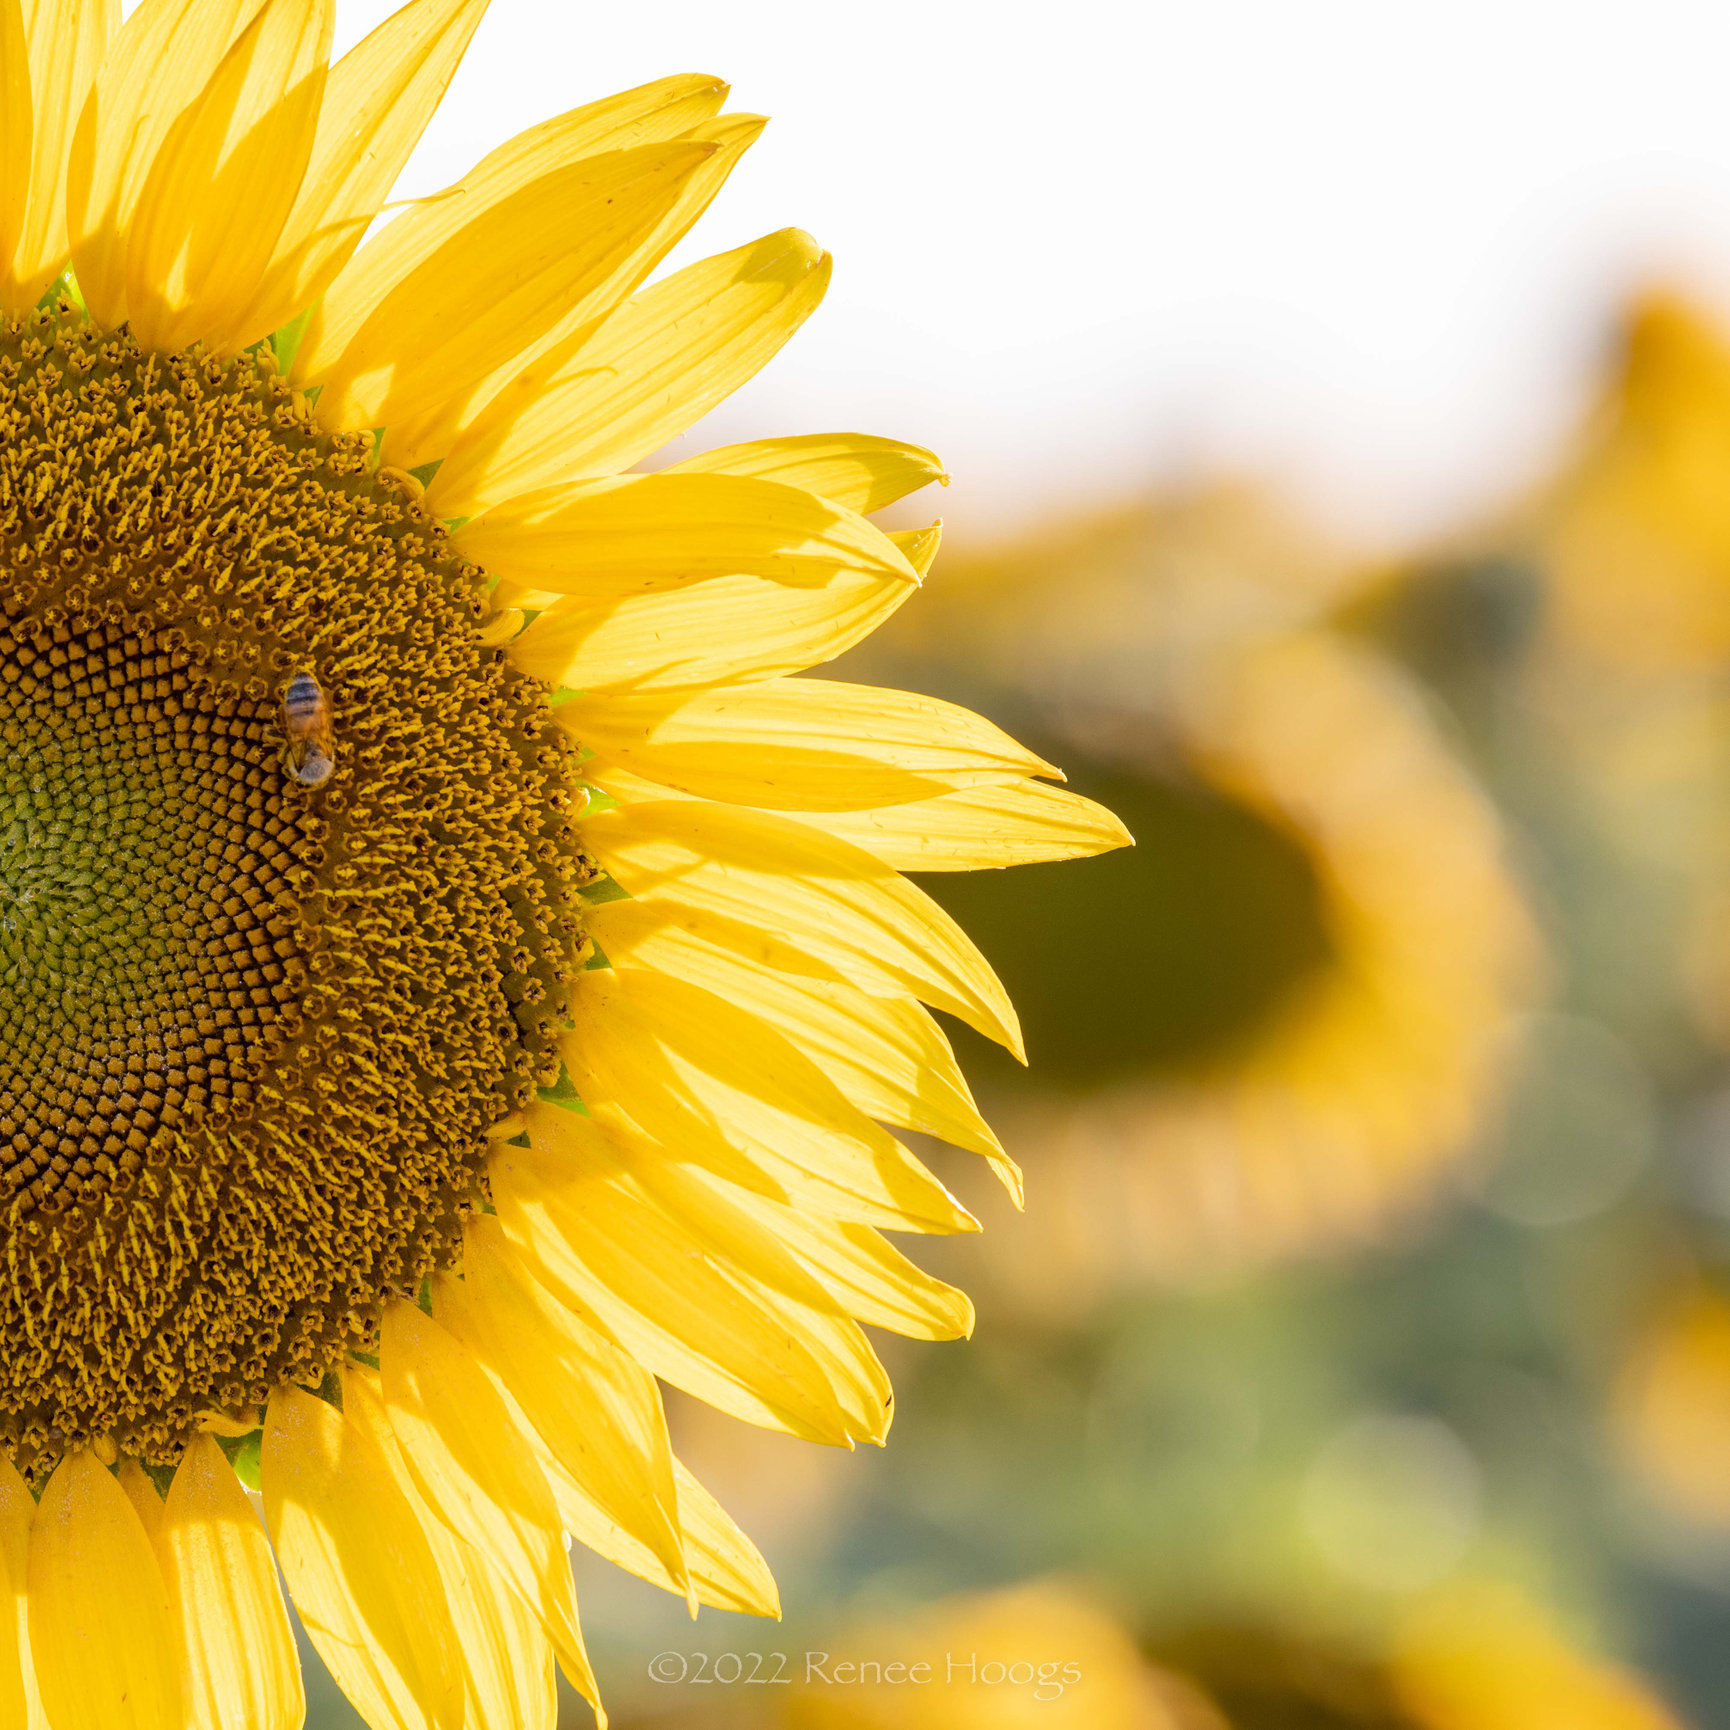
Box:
(926, 740), (1336, 1090)
(0, 616), (306, 1205)
(0, 301), (594, 1471)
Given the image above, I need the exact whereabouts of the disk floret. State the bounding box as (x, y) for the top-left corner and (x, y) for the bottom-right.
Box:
(0, 301), (594, 1471)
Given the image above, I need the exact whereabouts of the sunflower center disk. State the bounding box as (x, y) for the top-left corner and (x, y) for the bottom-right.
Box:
(0, 618), (303, 1208)
(0, 304), (593, 1470)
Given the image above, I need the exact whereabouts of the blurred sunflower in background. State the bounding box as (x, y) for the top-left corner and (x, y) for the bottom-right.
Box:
(0, 1), (1129, 1726)
(844, 486), (1540, 1294)
(1518, 294), (1730, 1055)
(1538, 293), (1730, 679)
(778, 1583), (1196, 1730)
(1389, 1582), (1688, 1730)
(756, 1578), (1682, 1730)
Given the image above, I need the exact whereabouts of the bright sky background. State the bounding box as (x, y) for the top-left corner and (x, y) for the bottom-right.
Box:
(328, 0), (1730, 549)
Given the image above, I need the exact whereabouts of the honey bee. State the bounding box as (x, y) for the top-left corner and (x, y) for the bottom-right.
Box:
(280, 669), (335, 789)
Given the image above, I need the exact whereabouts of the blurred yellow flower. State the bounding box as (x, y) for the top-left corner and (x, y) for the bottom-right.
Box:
(1542, 293), (1730, 674)
(1613, 1287), (1730, 1529)
(879, 483), (1359, 688)
(1057, 627), (1537, 1277)
(1390, 1582), (1687, 1730)
(777, 1585), (1686, 1730)
(1518, 293), (1730, 1044)
(861, 489), (1539, 1289)
(1145, 1621), (1423, 1728)
(779, 1583), (1202, 1730)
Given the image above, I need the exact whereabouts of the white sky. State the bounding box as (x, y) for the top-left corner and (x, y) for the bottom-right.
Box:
(326, 0), (1730, 548)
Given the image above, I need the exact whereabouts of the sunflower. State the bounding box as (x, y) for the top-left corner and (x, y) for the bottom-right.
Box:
(0, 2), (1129, 1726)
(1390, 1581), (1687, 1730)
(778, 1582), (1195, 1730)
(1049, 624), (1539, 1278)
(1612, 1284), (1730, 1532)
(773, 1584), (1689, 1730)
(1515, 293), (1730, 1047)
(1539, 291), (1730, 676)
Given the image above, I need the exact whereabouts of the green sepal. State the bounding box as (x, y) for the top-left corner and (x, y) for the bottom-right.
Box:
(579, 872), (632, 906)
(269, 304), (315, 373)
(38, 268), (85, 316)
(537, 1065), (591, 1117)
(217, 1429), (263, 1490)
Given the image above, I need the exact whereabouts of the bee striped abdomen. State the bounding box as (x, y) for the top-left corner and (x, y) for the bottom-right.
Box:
(281, 670), (335, 788)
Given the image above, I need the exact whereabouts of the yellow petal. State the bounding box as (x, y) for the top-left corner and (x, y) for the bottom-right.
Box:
(457, 471), (917, 605)
(404, 1304), (666, 1609)
(513, 1427), (782, 1620)
(727, 1192), (974, 1341)
(232, 0), (490, 345)
(598, 1130), (905, 1444)
(670, 432), (947, 515)
(490, 1125), (871, 1445)
(582, 915), (1002, 1239)
(800, 777), (1134, 869)
(0, 1451), (38, 1729)
(890, 520), (943, 578)
(533, 1100), (869, 1323)
(9, 0), (115, 305)
(159, 1435), (304, 1730)
(123, 0), (333, 353)
(507, 561), (912, 692)
(434, 110), (768, 465)
(429, 227), (831, 517)
(567, 1112), (970, 1340)
(519, 1429), (778, 1620)
(322, 140), (717, 464)
(260, 1383), (462, 1730)
(563, 674), (1051, 811)
(341, 1367), (559, 1730)
(574, 1093), (970, 1340)
(419, 1506), (558, 1730)
(0, 0), (33, 305)
(66, 0), (266, 327)
(27, 1448), (181, 1730)
(586, 896), (1004, 1165)
(451, 1216), (689, 1600)
(582, 795), (1024, 1055)
(294, 72), (734, 405)
(520, 1103), (899, 1430)
(116, 1458), (164, 1546)
(378, 1300), (602, 1713)
(467, 71), (727, 183)
(668, 1459), (780, 1619)
(563, 965), (975, 1233)
(404, 114), (768, 470)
